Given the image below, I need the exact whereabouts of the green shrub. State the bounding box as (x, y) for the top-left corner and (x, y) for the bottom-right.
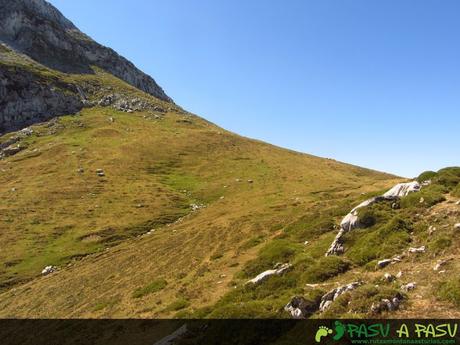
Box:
(451, 184), (460, 198)
(357, 202), (393, 228)
(132, 279), (168, 298)
(434, 167), (460, 190)
(345, 217), (411, 266)
(437, 277), (460, 307)
(240, 240), (301, 278)
(302, 256), (350, 283)
(166, 298), (190, 311)
(400, 184), (446, 209)
(417, 171), (437, 183)
(430, 237), (452, 254)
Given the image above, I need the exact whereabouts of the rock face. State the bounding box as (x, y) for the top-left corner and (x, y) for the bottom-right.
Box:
(247, 263), (292, 285)
(326, 181), (421, 256)
(0, 66), (83, 132)
(0, 0), (171, 103)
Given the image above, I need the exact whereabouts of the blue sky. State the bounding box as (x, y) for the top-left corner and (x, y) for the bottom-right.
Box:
(49, 0), (459, 177)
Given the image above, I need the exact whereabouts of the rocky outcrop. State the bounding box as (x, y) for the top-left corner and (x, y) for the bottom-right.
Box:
(371, 293), (404, 313)
(247, 263), (292, 285)
(319, 281), (362, 312)
(284, 296), (320, 319)
(0, 0), (171, 103)
(326, 181), (421, 256)
(0, 66), (83, 132)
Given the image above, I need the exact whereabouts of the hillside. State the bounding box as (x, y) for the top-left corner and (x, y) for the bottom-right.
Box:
(1, 0), (459, 320)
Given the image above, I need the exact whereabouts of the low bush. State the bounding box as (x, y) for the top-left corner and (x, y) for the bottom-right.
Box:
(437, 277), (460, 307)
(240, 240), (302, 278)
(400, 184), (446, 209)
(132, 279), (167, 298)
(345, 217), (412, 265)
(302, 256), (350, 283)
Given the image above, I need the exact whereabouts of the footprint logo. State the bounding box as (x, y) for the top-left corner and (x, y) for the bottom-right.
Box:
(315, 326), (333, 343)
(333, 321), (346, 341)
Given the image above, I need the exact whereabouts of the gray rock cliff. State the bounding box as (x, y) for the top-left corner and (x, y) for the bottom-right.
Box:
(0, 0), (171, 102)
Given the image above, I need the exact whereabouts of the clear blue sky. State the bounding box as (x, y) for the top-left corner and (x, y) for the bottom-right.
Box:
(49, 0), (459, 177)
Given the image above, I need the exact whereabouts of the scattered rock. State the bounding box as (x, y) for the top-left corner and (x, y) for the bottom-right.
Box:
(383, 273), (396, 283)
(190, 203), (205, 211)
(247, 263), (292, 285)
(247, 179), (254, 184)
(319, 281), (362, 312)
(428, 226), (436, 235)
(371, 293), (404, 313)
(408, 246), (426, 254)
(41, 265), (57, 276)
(377, 259), (393, 269)
(434, 258), (452, 271)
(455, 200), (460, 206)
(396, 271), (403, 278)
(284, 296), (319, 319)
(304, 241), (309, 246)
(401, 282), (417, 292)
(454, 223), (460, 230)
(96, 169), (105, 177)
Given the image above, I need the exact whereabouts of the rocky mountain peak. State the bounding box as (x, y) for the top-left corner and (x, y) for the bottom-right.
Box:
(0, 0), (172, 102)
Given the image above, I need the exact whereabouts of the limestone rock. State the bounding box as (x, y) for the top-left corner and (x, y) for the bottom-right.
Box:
(247, 263), (292, 285)
(319, 281), (362, 312)
(0, 0), (172, 102)
(284, 296), (319, 319)
(41, 265), (57, 275)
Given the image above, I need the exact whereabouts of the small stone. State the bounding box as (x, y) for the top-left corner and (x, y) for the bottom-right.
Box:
(454, 223), (460, 230)
(383, 273), (396, 282)
(41, 265), (57, 276)
(304, 241), (309, 245)
(377, 259), (392, 269)
(396, 271), (403, 278)
(408, 246), (426, 254)
(247, 179), (254, 183)
(401, 282), (417, 292)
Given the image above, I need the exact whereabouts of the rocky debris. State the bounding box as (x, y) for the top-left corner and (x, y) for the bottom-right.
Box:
(0, 0), (172, 103)
(284, 296), (319, 319)
(428, 226), (437, 235)
(247, 263), (292, 285)
(434, 258), (452, 271)
(401, 282), (417, 292)
(0, 127), (34, 157)
(408, 246), (426, 254)
(383, 273), (396, 283)
(377, 257), (402, 269)
(319, 281), (362, 312)
(190, 203), (205, 212)
(41, 265), (57, 276)
(371, 293), (404, 313)
(455, 200), (460, 206)
(396, 271), (403, 278)
(96, 169), (105, 177)
(247, 179), (254, 184)
(77, 167), (84, 174)
(98, 93), (166, 114)
(326, 181), (422, 256)
(454, 223), (460, 230)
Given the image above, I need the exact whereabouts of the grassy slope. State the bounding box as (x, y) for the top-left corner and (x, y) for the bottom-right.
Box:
(0, 54), (401, 317)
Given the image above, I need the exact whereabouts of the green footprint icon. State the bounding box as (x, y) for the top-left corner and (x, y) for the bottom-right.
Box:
(315, 326), (333, 343)
(333, 321), (346, 341)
